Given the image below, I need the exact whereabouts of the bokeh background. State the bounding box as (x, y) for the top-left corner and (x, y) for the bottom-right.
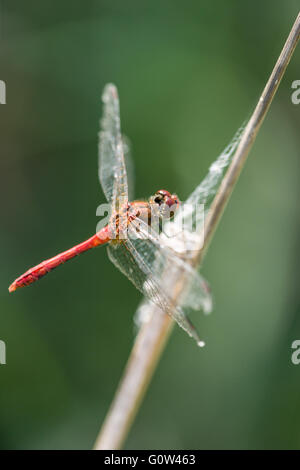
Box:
(0, 1), (299, 450)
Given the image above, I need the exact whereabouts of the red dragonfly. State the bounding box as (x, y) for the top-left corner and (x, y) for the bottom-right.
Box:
(9, 84), (212, 345)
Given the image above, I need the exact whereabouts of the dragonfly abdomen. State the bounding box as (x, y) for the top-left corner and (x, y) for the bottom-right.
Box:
(9, 226), (111, 292)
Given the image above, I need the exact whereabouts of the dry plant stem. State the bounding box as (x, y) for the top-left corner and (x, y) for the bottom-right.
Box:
(198, 12), (300, 264)
(94, 308), (174, 450)
(94, 13), (300, 450)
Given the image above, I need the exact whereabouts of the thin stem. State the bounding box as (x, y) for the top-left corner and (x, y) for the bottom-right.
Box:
(94, 307), (174, 450)
(197, 12), (300, 263)
(93, 12), (300, 450)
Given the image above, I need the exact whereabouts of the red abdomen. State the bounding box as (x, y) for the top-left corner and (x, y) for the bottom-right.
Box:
(9, 226), (111, 292)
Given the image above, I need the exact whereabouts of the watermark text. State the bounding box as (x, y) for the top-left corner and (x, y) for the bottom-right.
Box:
(0, 80), (6, 104)
(0, 340), (6, 365)
(291, 340), (300, 365)
(95, 201), (205, 252)
(291, 80), (300, 104)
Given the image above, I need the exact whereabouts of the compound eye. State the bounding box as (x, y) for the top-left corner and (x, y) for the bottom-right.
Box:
(154, 193), (163, 204)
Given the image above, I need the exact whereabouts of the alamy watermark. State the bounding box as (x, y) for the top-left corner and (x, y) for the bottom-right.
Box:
(291, 80), (300, 105)
(0, 80), (6, 104)
(95, 200), (205, 251)
(291, 340), (300, 365)
(0, 340), (6, 365)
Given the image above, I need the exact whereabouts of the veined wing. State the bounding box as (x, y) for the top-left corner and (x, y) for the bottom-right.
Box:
(107, 240), (203, 345)
(187, 123), (245, 208)
(129, 217), (212, 314)
(122, 135), (134, 202)
(107, 217), (212, 344)
(170, 123), (246, 236)
(98, 84), (129, 210)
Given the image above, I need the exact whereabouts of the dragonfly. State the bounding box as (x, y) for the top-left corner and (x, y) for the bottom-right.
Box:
(9, 84), (242, 345)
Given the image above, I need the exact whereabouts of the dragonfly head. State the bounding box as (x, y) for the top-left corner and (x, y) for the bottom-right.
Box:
(150, 189), (180, 219)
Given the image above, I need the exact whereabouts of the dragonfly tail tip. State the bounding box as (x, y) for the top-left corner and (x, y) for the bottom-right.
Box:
(8, 283), (17, 293)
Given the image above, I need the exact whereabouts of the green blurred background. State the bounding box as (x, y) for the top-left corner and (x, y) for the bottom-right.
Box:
(0, 0), (299, 450)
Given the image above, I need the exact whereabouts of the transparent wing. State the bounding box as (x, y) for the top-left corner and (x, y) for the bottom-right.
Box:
(170, 123), (246, 237)
(107, 241), (203, 344)
(107, 217), (212, 344)
(98, 84), (129, 209)
(122, 135), (134, 201)
(128, 217), (212, 314)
